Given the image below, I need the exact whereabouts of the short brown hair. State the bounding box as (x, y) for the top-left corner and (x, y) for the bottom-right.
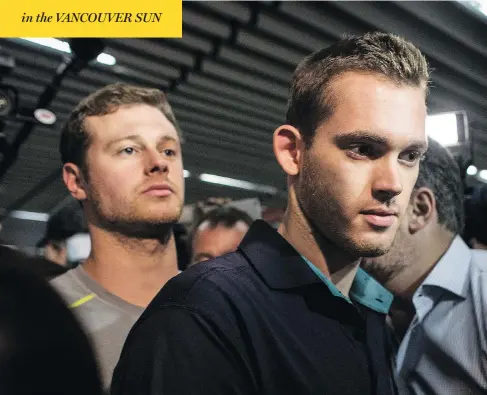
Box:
(59, 82), (181, 171)
(286, 31), (430, 146)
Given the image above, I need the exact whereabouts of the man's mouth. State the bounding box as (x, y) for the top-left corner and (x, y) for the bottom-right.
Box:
(361, 208), (398, 228)
(143, 183), (174, 197)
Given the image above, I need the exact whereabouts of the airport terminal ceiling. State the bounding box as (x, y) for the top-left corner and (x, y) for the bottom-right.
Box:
(0, 1), (486, 217)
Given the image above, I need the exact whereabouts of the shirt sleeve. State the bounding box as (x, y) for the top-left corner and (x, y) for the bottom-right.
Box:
(111, 305), (256, 395)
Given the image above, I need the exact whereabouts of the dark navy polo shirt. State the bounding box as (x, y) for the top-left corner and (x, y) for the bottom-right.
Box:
(112, 220), (398, 395)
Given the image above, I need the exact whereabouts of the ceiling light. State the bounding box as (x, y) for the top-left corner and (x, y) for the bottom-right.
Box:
(18, 38), (116, 66)
(459, 0), (487, 18)
(467, 165), (478, 176)
(426, 113), (459, 147)
(479, 170), (487, 181)
(199, 173), (279, 195)
(21, 38), (71, 53)
(9, 210), (49, 222)
(183, 169), (191, 178)
(96, 53), (116, 66)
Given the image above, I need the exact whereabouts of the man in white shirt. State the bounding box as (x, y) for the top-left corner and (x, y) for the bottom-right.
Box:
(51, 83), (185, 390)
(363, 138), (487, 394)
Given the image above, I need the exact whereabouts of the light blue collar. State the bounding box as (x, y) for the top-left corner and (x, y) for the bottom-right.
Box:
(302, 256), (393, 314)
(420, 235), (470, 299)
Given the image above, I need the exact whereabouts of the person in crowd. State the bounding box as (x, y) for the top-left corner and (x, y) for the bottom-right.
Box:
(112, 31), (430, 395)
(362, 138), (487, 394)
(465, 183), (487, 250)
(37, 206), (91, 268)
(0, 242), (68, 279)
(50, 82), (185, 390)
(0, 258), (103, 395)
(0, 221), (67, 279)
(190, 206), (253, 265)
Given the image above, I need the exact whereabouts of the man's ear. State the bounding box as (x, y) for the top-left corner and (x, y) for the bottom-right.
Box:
(62, 163), (88, 201)
(408, 187), (436, 234)
(273, 124), (305, 176)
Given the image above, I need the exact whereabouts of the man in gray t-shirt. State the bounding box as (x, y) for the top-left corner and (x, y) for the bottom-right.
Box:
(51, 265), (144, 388)
(54, 83), (185, 390)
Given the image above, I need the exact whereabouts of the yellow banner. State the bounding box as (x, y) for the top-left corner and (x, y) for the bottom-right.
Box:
(0, 0), (182, 38)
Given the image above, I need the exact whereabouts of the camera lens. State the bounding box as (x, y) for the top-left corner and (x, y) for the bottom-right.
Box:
(0, 89), (12, 117)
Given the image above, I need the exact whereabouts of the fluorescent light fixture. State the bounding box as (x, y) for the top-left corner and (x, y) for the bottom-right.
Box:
(459, 0), (487, 18)
(199, 173), (279, 195)
(426, 113), (459, 147)
(183, 169), (191, 178)
(479, 170), (487, 181)
(478, 1), (487, 16)
(9, 210), (49, 222)
(18, 38), (116, 66)
(21, 38), (70, 53)
(467, 165), (478, 176)
(96, 53), (116, 66)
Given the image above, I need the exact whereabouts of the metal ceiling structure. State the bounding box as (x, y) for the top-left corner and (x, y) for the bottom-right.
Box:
(0, 1), (486, 218)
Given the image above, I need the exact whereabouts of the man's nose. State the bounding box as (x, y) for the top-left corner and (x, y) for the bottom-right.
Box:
(145, 149), (169, 175)
(371, 157), (403, 202)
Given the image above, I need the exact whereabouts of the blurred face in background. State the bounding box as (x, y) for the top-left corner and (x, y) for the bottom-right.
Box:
(44, 241), (67, 266)
(191, 221), (250, 265)
(43, 233), (91, 267)
(65, 104), (185, 237)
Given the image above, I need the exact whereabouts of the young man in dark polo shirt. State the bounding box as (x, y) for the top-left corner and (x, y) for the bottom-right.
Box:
(112, 32), (430, 395)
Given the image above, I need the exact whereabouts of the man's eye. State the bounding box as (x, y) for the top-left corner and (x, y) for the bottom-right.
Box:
(164, 149), (176, 156)
(400, 151), (422, 164)
(120, 147), (136, 155)
(349, 145), (374, 157)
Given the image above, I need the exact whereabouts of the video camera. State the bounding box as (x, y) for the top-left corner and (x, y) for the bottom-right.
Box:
(0, 46), (57, 140)
(0, 47), (18, 119)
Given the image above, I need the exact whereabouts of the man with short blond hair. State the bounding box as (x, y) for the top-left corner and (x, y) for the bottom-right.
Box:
(51, 83), (184, 390)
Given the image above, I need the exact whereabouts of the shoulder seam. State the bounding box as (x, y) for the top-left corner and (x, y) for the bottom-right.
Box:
(135, 262), (250, 329)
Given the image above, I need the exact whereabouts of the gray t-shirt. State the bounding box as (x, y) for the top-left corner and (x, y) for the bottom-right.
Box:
(50, 266), (144, 390)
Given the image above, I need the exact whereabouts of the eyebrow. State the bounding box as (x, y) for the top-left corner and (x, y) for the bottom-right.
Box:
(333, 130), (428, 152)
(105, 135), (178, 150)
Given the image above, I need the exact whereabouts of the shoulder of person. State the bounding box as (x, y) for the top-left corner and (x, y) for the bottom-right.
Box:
(468, 249), (487, 338)
(470, 249), (487, 271)
(469, 248), (487, 292)
(467, 249), (487, 297)
(50, 267), (92, 306)
(136, 251), (252, 326)
(50, 267), (76, 287)
(155, 251), (249, 304)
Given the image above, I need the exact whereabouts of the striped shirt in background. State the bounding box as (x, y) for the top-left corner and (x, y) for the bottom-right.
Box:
(396, 236), (487, 395)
